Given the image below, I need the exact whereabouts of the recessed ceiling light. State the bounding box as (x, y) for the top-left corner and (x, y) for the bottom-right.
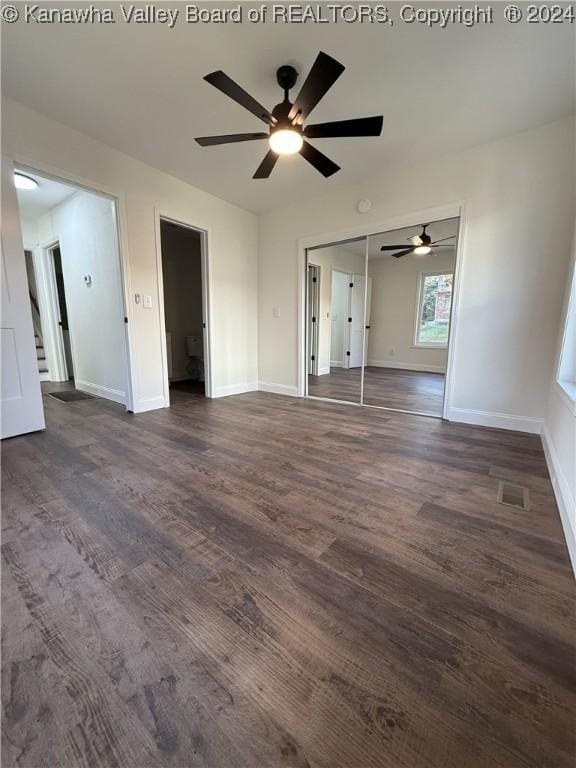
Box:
(14, 172), (39, 190)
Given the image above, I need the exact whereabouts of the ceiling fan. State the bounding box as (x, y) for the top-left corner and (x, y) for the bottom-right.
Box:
(380, 224), (456, 258)
(195, 52), (383, 179)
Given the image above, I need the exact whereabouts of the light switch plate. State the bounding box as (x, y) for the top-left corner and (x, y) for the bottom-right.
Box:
(273, 307), (281, 318)
(143, 295), (152, 309)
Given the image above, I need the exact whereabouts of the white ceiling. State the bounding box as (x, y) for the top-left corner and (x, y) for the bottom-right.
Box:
(3, 5), (574, 213)
(15, 170), (76, 220)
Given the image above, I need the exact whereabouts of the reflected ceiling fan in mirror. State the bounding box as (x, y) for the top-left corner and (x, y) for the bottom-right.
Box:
(380, 224), (456, 258)
(195, 52), (383, 179)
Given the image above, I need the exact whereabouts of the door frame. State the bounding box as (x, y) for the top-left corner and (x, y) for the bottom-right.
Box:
(306, 263), (320, 377)
(297, 201), (467, 420)
(13, 160), (136, 411)
(154, 212), (213, 406)
(33, 238), (70, 382)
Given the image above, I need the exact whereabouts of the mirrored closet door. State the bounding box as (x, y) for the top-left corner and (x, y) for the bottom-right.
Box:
(306, 236), (367, 404)
(363, 217), (459, 416)
(305, 216), (460, 417)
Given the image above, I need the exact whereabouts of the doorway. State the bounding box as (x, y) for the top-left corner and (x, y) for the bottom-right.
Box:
(158, 217), (210, 406)
(15, 167), (133, 410)
(304, 215), (461, 418)
(49, 243), (74, 380)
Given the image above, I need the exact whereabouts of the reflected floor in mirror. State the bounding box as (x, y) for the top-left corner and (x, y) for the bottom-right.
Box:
(309, 366), (445, 415)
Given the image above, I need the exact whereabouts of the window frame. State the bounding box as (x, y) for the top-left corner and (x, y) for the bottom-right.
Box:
(556, 257), (576, 404)
(413, 270), (454, 349)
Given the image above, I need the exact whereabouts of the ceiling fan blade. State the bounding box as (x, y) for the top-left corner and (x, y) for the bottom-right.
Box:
(253, 150), (279, 179)
(204, 71), (275, 125)
(195, 132), (269, 147)
(429, 244), (454, 248)
(431, 236), (457, 245)
(391, 248), (415, 259)
(380, 245), (411, 251)
(288, 52), (345, 124)
(299, 141), (340, 177)
(304, 116), (383, 139)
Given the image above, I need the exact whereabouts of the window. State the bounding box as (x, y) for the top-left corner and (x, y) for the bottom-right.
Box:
(557, 259), (576, 402)
(415, 272), (453, 347)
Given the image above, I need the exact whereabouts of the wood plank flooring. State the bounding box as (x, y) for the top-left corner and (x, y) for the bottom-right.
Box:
(308, 366), (445, 415)
(2, 388), (575, 768)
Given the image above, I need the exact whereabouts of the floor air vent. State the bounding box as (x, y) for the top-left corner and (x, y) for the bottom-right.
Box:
(497, 481), (530, 511)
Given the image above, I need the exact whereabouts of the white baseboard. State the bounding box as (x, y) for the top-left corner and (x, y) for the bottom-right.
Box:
(367, 360), (446, 374)
(133, 395), (165, 413)
(446, 406), (543, 434)
(75, 379), (126, 405)
(330, 361), (344, 368)
(541, 424), (576, 577)
(39, 371), (51, 382)
(259, 381), (300, 397)
(318, 366), (330, 376)
(212, 381), (258, 398)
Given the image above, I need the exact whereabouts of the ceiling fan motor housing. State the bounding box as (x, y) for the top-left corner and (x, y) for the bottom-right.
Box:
(276, 64), (299, 92)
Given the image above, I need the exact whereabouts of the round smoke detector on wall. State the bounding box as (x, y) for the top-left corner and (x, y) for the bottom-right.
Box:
(357, 198), (372, 214)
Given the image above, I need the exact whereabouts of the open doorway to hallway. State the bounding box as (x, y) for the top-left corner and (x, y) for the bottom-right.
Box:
(159, 218), (208, 405)
(16, 168), (132, 409)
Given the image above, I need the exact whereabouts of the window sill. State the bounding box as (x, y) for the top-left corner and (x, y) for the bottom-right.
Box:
(556, 379), (576, 408)
(412, 343), (448, 350)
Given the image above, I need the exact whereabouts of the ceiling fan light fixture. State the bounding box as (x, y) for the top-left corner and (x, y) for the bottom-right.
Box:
(269, 128), (303, 155)
(414, 245), (432, 256)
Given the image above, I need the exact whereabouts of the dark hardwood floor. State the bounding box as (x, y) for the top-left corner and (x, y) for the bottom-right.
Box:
(2, 388), (575, 768)
(169, 379), (205, 405)
(308, 366), (446, 415)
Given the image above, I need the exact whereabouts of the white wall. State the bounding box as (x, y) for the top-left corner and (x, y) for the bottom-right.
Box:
(20, 216), (38, 249)
(308, 245), (365, 375)
(160, 223), (203, 381)
(259, 117), (575, 432)
(367, 250), (456, 372)
(43, 191), (128, 402)
(3, 98), (259, 411)
(542, 223), (576, 574)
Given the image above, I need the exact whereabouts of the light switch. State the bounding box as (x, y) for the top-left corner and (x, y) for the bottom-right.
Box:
(273, 307), (281, 318)
(143, 295), (153, 309)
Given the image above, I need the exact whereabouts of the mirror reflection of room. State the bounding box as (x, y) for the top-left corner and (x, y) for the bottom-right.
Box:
(364, 217), (459, 416)
(307, 237), (367, 403)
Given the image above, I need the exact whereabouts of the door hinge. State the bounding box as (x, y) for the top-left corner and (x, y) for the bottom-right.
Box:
(202, 322), (206, 329)
(346, 351), (350, 357)
(124, 317), (128, 324)
(311, 355), (315, 361)
(311, 316), (316, 323)
(347, 317), (352, 323)
(312, 276), (317, 283)
(349, 282), (354, 288)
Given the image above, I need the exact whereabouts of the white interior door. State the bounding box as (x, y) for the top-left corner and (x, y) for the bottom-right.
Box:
(348, 273), (366, 368)
(1, 157), (45, 438)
